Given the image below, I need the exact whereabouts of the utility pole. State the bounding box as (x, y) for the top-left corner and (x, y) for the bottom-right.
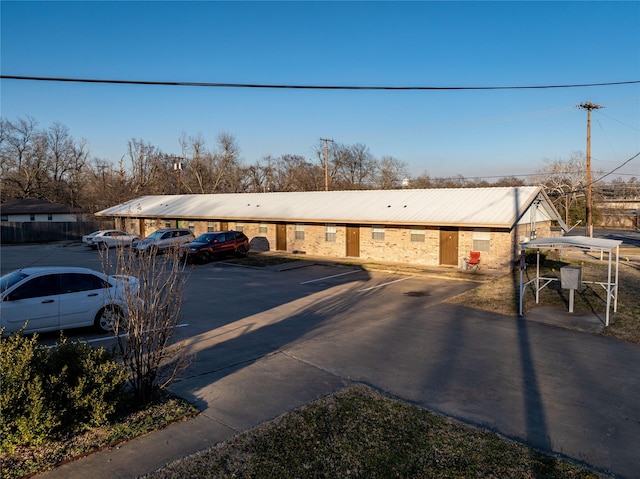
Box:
(577, 102), (603, 237)
(320, 138), (333, 191)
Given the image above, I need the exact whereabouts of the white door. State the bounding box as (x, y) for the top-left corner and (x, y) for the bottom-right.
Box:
(1, 274), (60, 334)
(58, 273), (110, 329)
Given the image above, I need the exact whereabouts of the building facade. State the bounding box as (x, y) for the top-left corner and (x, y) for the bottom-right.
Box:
(101, 187), (565, 270)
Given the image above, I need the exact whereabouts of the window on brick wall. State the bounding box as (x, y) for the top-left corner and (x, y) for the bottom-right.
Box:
(207, 221), (215, 232)
(410, 227), (425, 242)
(371, 226), (385, 241)
(295, 224), (305, 240)
(472, 230), (491, 252)
(130, 220), (136, 230)
(164, 221), (171, 228)
(235, 222), (244, 233)
(325, 224), (336, 242)
(188, 221), (195, 232)
(259, 223), (268, 234)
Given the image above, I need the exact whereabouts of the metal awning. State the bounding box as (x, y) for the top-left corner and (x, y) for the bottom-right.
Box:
(518, 236), (623, 325)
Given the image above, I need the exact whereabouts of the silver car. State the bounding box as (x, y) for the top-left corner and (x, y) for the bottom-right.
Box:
(132, 228), (195, 255)
(0, 266), (138, 336)
(90, 230), (142, 250)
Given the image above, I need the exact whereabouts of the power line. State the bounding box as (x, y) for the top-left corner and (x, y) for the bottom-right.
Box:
(1, 74), (639, 91)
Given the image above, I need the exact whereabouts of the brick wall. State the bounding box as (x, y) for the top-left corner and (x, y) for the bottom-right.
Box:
(122, 218), (554, 270)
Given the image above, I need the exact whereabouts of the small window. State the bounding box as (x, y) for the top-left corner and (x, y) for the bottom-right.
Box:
(472, 230), (491, 253)
(325, 224), (336, 242)
(295, 224), (305, 240)
(371, 226), (385, 241)
(30, 214), (35, 221)
(188, 221), (195, 232)
(164, 221), (171, 228)
(235, 222), (244, 233)
(130, 220), (136, 230)
(410, 227), (425, 242)
(259, 223), (268, 234)
(47, 214), (53, 221)
(207, 221), (216, 232)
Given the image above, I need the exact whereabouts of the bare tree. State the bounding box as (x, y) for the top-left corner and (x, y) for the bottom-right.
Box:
(101, 247), (191, 406)
(375, 155), (408, 189)
(210, 132), (242, 192)
(533, 152), (589, 226)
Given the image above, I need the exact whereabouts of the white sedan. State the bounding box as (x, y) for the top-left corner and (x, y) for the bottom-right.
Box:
(82, 230), (106, 246)
(89, 230), (142, 249)
(0, 266), (138, 336)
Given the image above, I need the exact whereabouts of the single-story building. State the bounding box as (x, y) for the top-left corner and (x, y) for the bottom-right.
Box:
(96, 186), (567, 269)
(1, 198), (82, 222)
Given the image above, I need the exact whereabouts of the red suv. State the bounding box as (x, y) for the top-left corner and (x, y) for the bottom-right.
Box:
(179, 231), (250, 263)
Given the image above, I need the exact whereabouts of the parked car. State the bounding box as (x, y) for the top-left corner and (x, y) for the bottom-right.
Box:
(178, 231), (250, 263)
(0, 266), (139, 336)
(82, 230), (106, 246)
(90, 230), (142, 249)
(132, 228), (195, 255)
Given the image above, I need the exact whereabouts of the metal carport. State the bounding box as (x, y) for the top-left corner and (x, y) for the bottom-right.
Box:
(519, 236), (622, 326)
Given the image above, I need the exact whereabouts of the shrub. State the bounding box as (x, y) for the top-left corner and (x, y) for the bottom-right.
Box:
(0, 331), (128, 453)
(0, 332), (59, 452)
(43, 336), (129, 433)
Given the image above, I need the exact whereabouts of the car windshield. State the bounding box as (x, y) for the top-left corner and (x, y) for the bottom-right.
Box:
(194, 233), (219, 243)
(0, 271), (29, 294)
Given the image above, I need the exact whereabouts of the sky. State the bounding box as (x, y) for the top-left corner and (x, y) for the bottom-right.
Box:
(1, 1), (639, 182)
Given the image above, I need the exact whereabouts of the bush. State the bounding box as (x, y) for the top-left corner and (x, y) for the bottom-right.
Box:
(0, 331), (128, 453)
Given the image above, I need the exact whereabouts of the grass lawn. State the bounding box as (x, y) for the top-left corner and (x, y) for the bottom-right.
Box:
(142, 384), (603, 479)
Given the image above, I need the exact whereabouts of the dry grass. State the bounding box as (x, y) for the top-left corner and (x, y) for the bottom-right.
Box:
(143, 384), (604, 479)
(447, 252), (640, 344)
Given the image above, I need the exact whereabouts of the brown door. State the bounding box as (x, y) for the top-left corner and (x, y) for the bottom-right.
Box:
(220, 222), (228, 231)
(439, 228), (459, 265)
(346, 226), (360, 257)
(139, 219), (146, 238)
(276, 224), (287, 251)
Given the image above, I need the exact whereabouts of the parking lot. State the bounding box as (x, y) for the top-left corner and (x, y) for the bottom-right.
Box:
(0, 241), (478, 350)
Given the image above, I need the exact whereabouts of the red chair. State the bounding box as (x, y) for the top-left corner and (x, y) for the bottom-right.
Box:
(467, 251), (481, 270)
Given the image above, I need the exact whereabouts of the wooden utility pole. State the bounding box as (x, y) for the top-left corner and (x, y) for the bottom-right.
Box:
(320, 138), (333, 191)
(578, 102), (603, 237)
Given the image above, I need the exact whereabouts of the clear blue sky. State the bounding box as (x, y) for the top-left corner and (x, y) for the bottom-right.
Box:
(2, 1), (639, 181)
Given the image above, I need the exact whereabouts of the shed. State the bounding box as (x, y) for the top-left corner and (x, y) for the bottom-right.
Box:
(518, 236), (622, 325)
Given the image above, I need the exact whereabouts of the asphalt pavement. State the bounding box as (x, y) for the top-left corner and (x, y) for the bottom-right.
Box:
(26, 248), (640, 479)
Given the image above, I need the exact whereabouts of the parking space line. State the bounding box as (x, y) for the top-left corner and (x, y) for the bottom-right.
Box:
(357, 276), (410, 292)
(300, 269), (360, 284)
(80, 323), (190, 345)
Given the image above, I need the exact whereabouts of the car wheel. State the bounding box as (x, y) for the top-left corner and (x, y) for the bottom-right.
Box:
(94, 305), (123, 333)
(98, 241), (107, 250)
(236, 246), (248, 257)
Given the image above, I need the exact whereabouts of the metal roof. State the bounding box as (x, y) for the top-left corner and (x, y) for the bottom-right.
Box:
(520, 235), (623, 252)
(97, 186), (561, 229)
